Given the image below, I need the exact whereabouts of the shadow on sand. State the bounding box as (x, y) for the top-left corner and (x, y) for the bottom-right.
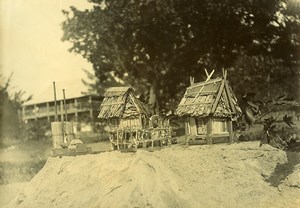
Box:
(266, 142), (300, 187)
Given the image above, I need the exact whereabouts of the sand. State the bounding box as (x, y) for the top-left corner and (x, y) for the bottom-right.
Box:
(5, 141), (300, 208)
(0, 182), (28, 207)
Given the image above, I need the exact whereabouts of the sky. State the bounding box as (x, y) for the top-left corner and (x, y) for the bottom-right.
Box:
(0, 0), (94, 97)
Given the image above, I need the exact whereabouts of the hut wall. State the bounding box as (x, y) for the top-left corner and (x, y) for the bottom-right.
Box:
(185, 119), (190, 135)
(186, 117), (208, 137)
(105, 118), (121, 132)
(119, 117), (142, 129)
(210, 118), (230, 143)
(186, 116), (232, 144)
(211, 118), (229, 135)
(188, 117), (197, 136)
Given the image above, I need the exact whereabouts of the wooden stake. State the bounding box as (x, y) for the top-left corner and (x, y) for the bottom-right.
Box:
(222, 68), (227, 80)
(189, 76), (195, 85)
(63, 89), (68, 121)
(228, 118), (233, 142)
(53, 82), (58, 121)
(205, 69), (215, 81)
(204, 68), (209, 77)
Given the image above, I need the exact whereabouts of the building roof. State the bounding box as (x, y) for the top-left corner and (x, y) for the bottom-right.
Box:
(175, 77), (239, 118)
(98, 87), (149, 119)
(22, 80), (95, 106)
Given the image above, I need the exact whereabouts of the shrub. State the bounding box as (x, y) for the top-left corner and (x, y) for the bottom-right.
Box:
(0, 160), (46, 185)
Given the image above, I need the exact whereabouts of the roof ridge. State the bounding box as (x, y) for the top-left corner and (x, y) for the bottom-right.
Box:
(187, 77), (222, 89)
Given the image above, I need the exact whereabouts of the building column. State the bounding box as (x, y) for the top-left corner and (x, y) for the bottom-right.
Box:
(17, 109), (22, 123)
(88, 96), (94, 132)
(46, 102), (50, 122)
(74, 98), (78, 121)
(74, 98), (79, 133)
(88, 96), (93, 118)
(22, 106), (25, 122)
(90, 109), (93, 119)
(60, 100), (64, 121)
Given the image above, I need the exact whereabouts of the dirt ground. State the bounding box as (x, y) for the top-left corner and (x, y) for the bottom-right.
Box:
(3, 141), (300, 208)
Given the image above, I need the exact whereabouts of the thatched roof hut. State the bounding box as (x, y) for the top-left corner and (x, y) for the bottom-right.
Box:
(97, 87), (149, 130)
(175, 74), (240, 144)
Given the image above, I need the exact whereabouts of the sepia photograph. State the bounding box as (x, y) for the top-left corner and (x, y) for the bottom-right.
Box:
(0, 0), (300, 207)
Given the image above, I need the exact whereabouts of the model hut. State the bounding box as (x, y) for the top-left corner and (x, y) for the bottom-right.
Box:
(175, 70), (240, 144)
(98, 87), (174, 149)
(97, 87), (149, 130)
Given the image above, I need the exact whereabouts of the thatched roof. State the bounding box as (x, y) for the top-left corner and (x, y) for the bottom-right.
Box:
(175, 77), (239, 118)
(98, 87), (149, 119)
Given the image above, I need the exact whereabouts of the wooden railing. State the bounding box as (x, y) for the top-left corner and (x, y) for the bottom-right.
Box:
(22, 101), (101, 120)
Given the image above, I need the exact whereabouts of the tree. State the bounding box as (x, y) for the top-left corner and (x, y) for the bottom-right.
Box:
(241, 92), (298, 149)
(0, 74), (31, 142)
(62, 0), (300, 113)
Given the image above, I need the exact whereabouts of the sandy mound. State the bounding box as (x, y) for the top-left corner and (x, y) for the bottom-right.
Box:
(6, 142), (300, 208)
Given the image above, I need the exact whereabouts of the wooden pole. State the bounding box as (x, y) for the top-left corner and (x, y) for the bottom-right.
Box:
(117, 128), (120, 150)
(204, 68), (209, 77)
(228, 118), (233, 143)
(207, 117), (213, 144)
(61, 100), (64, 123)
(189, 76), (195, 86)
(53, 82), (58, 121)
(60, 91), (65, 143)
(63, 89), (68, 121)
(205, 69), (215, 81)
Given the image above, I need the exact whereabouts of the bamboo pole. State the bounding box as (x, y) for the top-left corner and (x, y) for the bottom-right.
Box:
(53, 82), (58, 121)
(60, 91), (65, 143)
(63, 89), (68, 121)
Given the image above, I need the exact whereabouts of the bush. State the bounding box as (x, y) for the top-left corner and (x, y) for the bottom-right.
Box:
(0, 160), (46, 185)
(238, 124), (264, 141)
(25, 120), (51, 141)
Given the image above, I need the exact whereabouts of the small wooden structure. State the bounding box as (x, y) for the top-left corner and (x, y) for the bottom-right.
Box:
(98, 87), (172, 150)
(175, 70), (240, 145)
(98, 87), (149, 129)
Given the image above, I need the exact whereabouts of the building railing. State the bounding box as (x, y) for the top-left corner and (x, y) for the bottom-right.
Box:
(22, 101), (101, 120)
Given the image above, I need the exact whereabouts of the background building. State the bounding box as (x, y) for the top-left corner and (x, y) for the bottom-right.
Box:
(21, 80), (103, 133)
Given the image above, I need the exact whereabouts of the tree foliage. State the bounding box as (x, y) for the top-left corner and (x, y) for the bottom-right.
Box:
(241, 92), (298, 149)
(0, 74), (31, 141)
(62, 0), (300, 113)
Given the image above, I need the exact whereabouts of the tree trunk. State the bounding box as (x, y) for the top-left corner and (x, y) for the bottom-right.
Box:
(148, 79), (159, 115)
